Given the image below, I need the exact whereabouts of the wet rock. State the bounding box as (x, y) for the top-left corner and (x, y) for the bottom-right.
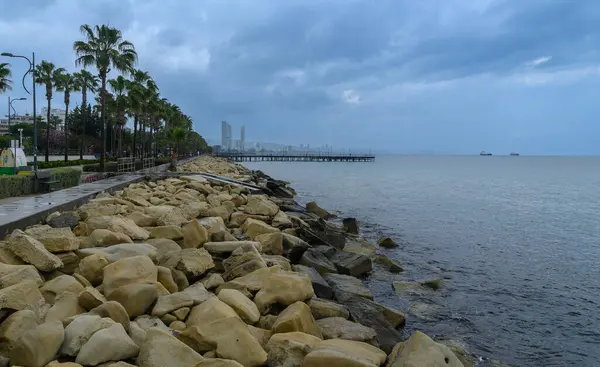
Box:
(242, 218), (280, 240)
(420, 278), (443, 290)
(323, 273), (373, 300)
(299, 248), (337, 274)
(150, 225), (184, 240)
(343, 235), (376, 258)
(60, 314), (115, 356)
(76, 323), (140, 365)
(281, 233), (310, 263)
(107, 283), (158, 317)
(438, 339), (477, 367)
(306, 201), (332, 219)
(253, 271), (314, 314)
(330, 251), (372, 277)
(244, 195), (279, 216)
(272, 301), (323, 339)
(308, 299), (349, 320)
(151, 292), (193, 316)
(102, 255), (157, 296)
(88, 229), (133, 247)
(160, 248), (215, 278)
(204, 241), (261, 254)
(392, 281), (429, 296)
(377, 237), (398, 248)
(47, 213), (79, 229)
(316, 317), (377, 345)
(9, 320), (64, 367)
(7, 229), (63, 271)
(342, 218), (360, 235)
(387, 331), (464, 367)
(265, 332), (321, 367)
(292, 264), (333, 299)
(24, 225), (80, 252)
(374, 255), (403, 273)
(304, 339), (387, 367)
(137, 327), (203, 367)
(218, 289), (260, 324)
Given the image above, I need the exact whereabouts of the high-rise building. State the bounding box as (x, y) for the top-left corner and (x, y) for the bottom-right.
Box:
(226, 123), (232, 151)
(240, 125), (246, 152)
(221, 121), (233, 151)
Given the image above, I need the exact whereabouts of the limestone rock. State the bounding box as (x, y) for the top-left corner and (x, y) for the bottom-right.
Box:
(281, 234), (310, 263)
(173, 306), (190, 320)
(137, 327), (203, 367)
(210, 229), (238, 242)
(196, 358), (245, 367)
(77, 253), (109, 285)
(170, 320), (187, 330)
(102, 255), (157, 296)
(76, 323), (140, 365)
(293, 265), (333, 299)
(160, 248), (215, 278)
(150, 225), (184, 240)
(172, 268), (190, 290)
(0, 310), (38, 355)
(107, 283), (158, 317)
(88, 229), (133, 247)
(330, 251), (372, 278)
(374, 255), (403, 273)
(265, 332), (321, 367)
(60, 314), (115, 356)
(147, 238), (181, 259)
(40, 275), (85, 304)
(45, 291), (86, 322)
(316, 317), (377, 345)
(0, 264), (43, 288)
(304, 339), (387, 367)
(217, 289), (260, 324)
(0, 243), (25, 265)
(135, 315), (169, 331)
(183, 281), (215, 305)
(244, 195), (279, 216)
(47, 213), (79, 229)
(182, 220), (210, 248)
(323, 273), (372, 300)
(77, 286), (107, 310)
(157, 266), (179, 293)
(7, 229), (63, 271)
(306, 201), (331, 219)
(201, 273), (225, 290)
(242, 218), (279, 240)
(254, 272), (314, 314)
(55, 251), (81, 275)
(344, 236), (376, 258)
(387, 331), (464, 367)
(222, 243), (267, 281)
(187, 297), (239, 327)
(198, 216), (227, 234)
(89, 301), (131, 332)
(151, 292), (193, 316)
(263, 255), (292, 271)
(9, 320), (65, 367)
(78, 243), (157, 263)
(258, 315), (278, 330)
(248, 325), (272, 348)
(377, 237), (398, 248)
(127, 211), (156, 227)
(24, 225), (79, 252)
(272, 301), (322, 339)
(106, 217), (150, 240)
(308, 299), (349, 320)
(272, 211), (293, 229)
(299, 249), (337, 274)
(145, 206), (188, 227)
(255, 232), (283, 255)
(204, 241), (261, 254)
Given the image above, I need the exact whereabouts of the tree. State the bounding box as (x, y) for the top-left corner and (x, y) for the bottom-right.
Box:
(35, 60), (65, 161)
(108, 75), (129, 157)
(56, 72), (80, 161)
(128, 69), (155, 158)
(170, 127), (188, 170)
(74, 24), (137, 171)
(73, 70), (98, 159)
(0, 62), (11, 93)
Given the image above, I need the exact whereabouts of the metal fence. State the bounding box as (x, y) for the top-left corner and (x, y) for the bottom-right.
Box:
(117, 157), (135, 174)
(142, 157), (155, 173)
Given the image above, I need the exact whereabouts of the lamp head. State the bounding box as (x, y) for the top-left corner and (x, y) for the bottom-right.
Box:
(16, 98), (26, 101)
(1, 52), (14, 57)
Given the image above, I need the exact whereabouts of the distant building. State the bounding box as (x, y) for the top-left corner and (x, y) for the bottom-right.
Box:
(221, 121), (232, 151)
(41, 108), (66, 130)
(0, 113), (38, 136)
(240, 125), (246, 152)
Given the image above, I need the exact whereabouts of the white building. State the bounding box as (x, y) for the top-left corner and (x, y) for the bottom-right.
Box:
(41, 107), (67, 130)
(240, 125), (246, 152)
(0, 113), (38, 136)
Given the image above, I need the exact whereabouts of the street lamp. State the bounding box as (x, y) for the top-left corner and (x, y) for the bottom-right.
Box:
(1, 52), (37, 171)
(8, 96), (26, 130)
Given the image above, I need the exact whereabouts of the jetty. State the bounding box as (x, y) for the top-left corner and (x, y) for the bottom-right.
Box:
(216, 152), (376, 162)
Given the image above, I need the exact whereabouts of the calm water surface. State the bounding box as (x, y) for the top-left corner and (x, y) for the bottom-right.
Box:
(243, 155), (600, 367)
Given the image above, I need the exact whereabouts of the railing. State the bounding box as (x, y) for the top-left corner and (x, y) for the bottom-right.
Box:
(117, 157), (135, 174)
(142, 157), (155, 173)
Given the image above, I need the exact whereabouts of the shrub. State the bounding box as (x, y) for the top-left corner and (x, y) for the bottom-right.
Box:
(50, 168), (82, 189)
(0, 168), (82, 199)
(36, 159), (98, 169)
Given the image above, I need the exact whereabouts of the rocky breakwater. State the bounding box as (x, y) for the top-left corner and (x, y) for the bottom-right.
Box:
(0, 156), (465, 367)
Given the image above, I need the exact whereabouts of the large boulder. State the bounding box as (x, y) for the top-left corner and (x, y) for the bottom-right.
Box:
(343, 236), (376, 258)
(387, 331), (464, 367)
(342, 218), (359, 235)
(7, 229), (63, 271)
(0, 310), (38, 355)
(102, 255), (157, 296)
(204, 241), (261, 254)
(272, 301), (323, 339)
(150, 225), (184, 240)
(202, 273), (225, 290)
(265, 332), (321, 367)
(47, 213), (79, 229)
(77, 286), (107, 310)
(305, 201), (332, 219)
(373, 255), (403, 273)
(198, 216), (228, 235)
(303, 339), (387, 367)
(157, 266), (179, 293)
(9, 320), (65, 367)
(137, 327), (203, 367)
(24, 225), (79, 252)
(60, 314), (115, 356)
(145, 206), (188, 227)
(272, 211), (293, 229)
(77, 253), (109, 285)
(160, 248), (215, 278)
(87, 228), (133, 247)
(316, 317), (377, 345)
(253, 271), (314, 314)
(107, 283), (158, 317)
(39, 275), (84, 304)
(281, 234), (310, 263)
(244, 195), (279, 216)
(217, 289), (260, 324)
(88, 216), (150, 240)
(127, 211), (156, 227)
(292, 264), (333, 299)
(323, 273), (372, 301)
(308, 299), (349, 320)
(187, 297), (240, 327)
(242, 218), (279, 240)
(0, 264), (43, 288)
(89, 301), (131, 332)
(377, 237), (398, 248)
(255, 232), (283, 255)
(76, 323), (140, 365)
(222, 243), (267, 281)
(44, 291), (86, 322)
(330, 251), (372, 278)
(299, 248), (337, 274)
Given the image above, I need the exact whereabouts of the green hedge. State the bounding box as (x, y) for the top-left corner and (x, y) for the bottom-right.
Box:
(36, 159), (98, 169)
(0, 168), (82, 199)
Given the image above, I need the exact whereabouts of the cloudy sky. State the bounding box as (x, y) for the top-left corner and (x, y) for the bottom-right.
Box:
(1, 0), (599, 154)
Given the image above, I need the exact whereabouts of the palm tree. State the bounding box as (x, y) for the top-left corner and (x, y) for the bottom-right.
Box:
(170, 126), (188, 170)
(73, 70), (98, 159)
(128, 69), (155, 159)
(108, 75), (129, 157)
(0, 63), (12, 93)
(74, 24), (137, 171)
(56, 72), (80, 161)
(35, 61), (66, 161)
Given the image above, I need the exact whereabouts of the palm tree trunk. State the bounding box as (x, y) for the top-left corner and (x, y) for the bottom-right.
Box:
(141, 121), (145, 158)
(100, 72), (107, 172)
(64, 102), (69, 162)
(45, 97), (51, 162)
(133, 114), (138, 158)
(118, 124), (123, 158)
(80, 94), (86, 160)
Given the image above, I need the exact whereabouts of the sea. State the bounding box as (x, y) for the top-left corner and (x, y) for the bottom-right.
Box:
(242, 155), (600, 367)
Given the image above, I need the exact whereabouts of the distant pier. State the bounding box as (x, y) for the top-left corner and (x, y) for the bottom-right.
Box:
(216, 152), (375, 162)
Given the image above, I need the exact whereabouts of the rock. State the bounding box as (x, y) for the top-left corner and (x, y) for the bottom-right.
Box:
(160, 313), (177, 325)
(183, 281), (216, 305)
(88, 229), (133, 247)
(258, 315), (278, 330)
(40, 275), (85, 304)
(392, 281), (428, 296)
(102, 255), (157, 296)
(342, 218), (360, 235)
(281, 234), (310, 263)
(0, 310), (38, 355)
(55, 251), (81, 275)
(208, 204), (234, 221)
(387, 331), (464, 367)
(150, 225), (184, 240)
(89, 301), (131, 332)
(151, 292), (193, 316)
(303, 339), (387, 367)
(77, 253), (109, 285)
(323, 273), (372, 301)
(170, 320), (187, 330)
(218, 289), (260, 324)
(204, 241), (261, 254)
(420, 278), (443, 290)
(253, 271), (314, 314)
(7, 230), (63, 271)
(137, 327), (203, 367)
(272, 301), (323, 339)
(0, 243), (25, 265)
(377, 237), (398, 248)
(308, 299), (349, 320)
(202, 273), (225, 290)
(306, 201), (331, 219)
(145, 206), (188, 227)
(106, 217), (150, 240)
(147, 238), (181, 260)
(76, 323), (140, 365)
(263, 255), (292, 270)
(292, 264), (333, 299)
(60, 314), (115, 356)
(242, 218), (280, 240)
(187, 297), (239, 327)
(45, 291), (85, 322)
(77, 286), (107, 310)
(255, 232), (283, 255)
(0, 264), (43, 288)
(197, 358), (245, 367)
(47, 213), (79, 229)
(107, 283), (158, 317)
(78, 243), (158, 263)
(0, 281), (45, 319)
(179, 317), (268, 367)
(316, 317), (377, 345)
(172, 268), (190, 291)
(157, 266), (179, 293)
(437, 340), (476, 367)
(272, 211), (293, 229)
(244, 195), (279, 216)
(211, 229), (239, 242)
(374, 255), (403, 273)
(330, 251), (372, 277)
(127, 211), (156, 227)
(222, 243), (267, 281)
(181, 201), (211, 220)
(160, 248), (215, 278)
(343, 236), (376, 258)
(248, 325), (272, 348)
(299, 248), (337, 274)
(9, 320), (64, 367)
(198, 216), (227, 234)
(24, 225), (80, 252)
(135, 315), (169, 331)
(265, 332), (321, 367)
(173, 306), (190, 320)
(182, 220), (210, 248)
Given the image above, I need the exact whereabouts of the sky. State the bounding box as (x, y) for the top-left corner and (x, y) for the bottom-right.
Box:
(1, 0), (600, 155)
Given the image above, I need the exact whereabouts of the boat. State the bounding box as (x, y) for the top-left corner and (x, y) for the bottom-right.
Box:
(510, 152), (520, 156)
(480, 151), (492, 156)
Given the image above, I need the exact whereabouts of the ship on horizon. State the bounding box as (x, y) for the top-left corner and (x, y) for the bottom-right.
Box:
(480, 151), (492, 156)
(510, 152), (520, 156)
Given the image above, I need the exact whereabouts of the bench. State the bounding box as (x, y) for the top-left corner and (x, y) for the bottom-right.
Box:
(35, 171), (59, 193)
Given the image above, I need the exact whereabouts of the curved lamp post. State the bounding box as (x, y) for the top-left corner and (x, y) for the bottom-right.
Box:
(1, 52), (37, 171)
(8, 96), (26, 129)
